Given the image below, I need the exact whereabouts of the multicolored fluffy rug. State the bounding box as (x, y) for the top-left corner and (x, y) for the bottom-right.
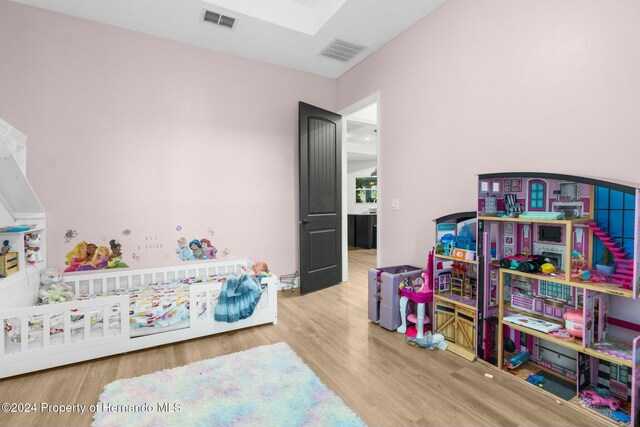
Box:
(93, 342), (365, 427)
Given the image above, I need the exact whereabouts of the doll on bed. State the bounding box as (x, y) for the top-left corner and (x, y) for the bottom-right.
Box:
(214, 273), (263, 323)
(242, 261), (270, 279)
(64, 241), (89, 272)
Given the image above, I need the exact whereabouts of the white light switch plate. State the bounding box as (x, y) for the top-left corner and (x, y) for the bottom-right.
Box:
(391, 199), (400, 210)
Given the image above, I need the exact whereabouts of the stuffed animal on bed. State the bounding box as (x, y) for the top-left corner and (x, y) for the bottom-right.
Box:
(38, 268), (74, 304)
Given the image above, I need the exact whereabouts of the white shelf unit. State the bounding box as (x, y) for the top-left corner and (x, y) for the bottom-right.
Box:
(0, 117), (46, 308)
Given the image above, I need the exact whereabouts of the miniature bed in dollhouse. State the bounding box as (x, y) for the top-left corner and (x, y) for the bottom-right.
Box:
(0, 118), (278, 379)
(432, 174), (640, 425)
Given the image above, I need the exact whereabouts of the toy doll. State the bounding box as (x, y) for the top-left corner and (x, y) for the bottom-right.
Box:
(176, 237), (195, 261)
(1, 240), (10, 256)
(78, 246), (110, 271)
(64, 241), (88, 272)
(242, 261), (270, 278)
(26, 247), (43, 264)
(189, 239), (207, 260)
(200, 238), (217, 259)
(252, 261), (269, 277)
(25, 233), (40, 249)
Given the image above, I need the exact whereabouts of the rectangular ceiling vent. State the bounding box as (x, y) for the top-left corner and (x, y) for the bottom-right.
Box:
(319, 37), (367, 62)
(203, 10), (236, 30)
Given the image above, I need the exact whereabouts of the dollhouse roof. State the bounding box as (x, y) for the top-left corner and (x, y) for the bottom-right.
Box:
(478, 172), (639, 194)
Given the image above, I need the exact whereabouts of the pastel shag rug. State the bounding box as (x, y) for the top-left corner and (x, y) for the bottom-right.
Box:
(93, 342), (365, 427)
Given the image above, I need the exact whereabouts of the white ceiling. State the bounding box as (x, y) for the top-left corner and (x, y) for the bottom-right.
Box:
(10, 0), (446, 78)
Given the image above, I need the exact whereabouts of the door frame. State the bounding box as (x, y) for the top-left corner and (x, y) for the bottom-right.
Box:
(339, 91), (381, 281)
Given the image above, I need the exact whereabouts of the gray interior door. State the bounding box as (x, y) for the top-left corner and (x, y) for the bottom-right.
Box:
(299, 101), (342, 294)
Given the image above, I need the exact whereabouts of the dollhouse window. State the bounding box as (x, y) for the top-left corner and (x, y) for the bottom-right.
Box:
(528, 180), (546, 211)
(620, 366), (629, 384)
(539, 281), (571, 301)
(609, 363), (629, 383)
(593, 187), (636, 265)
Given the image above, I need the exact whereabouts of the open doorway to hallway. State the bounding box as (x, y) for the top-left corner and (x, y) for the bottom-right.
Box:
(344, 101), (378, 273)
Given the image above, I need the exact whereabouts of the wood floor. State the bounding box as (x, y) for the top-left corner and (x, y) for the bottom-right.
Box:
(0, 249), (607, 427)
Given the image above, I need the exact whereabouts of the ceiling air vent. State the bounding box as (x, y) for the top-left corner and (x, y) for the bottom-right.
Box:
(319, 37), (367, 63)
(203, 10), (236, 30)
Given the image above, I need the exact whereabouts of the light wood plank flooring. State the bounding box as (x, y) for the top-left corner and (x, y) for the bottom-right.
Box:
(0, 249), (607, 426)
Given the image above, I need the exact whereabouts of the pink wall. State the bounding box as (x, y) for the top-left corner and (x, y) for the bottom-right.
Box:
(0, 0), (337, 274)
(338, 0), (640, 268)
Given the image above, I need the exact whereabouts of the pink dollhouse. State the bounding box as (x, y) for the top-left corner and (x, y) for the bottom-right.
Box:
(479, 173), (640, 425)
(434, 173), (640, 425)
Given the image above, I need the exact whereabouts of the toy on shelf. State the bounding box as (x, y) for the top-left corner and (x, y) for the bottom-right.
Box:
(0, 240), (10, 256)
(0, 250), (19, 277)
(563, 308), (591, 338)
(24, 232), (43, 264)
(498, 254), (551, 274)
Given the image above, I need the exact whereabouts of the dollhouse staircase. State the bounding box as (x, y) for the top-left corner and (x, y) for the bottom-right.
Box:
(588, 222), (634, 289)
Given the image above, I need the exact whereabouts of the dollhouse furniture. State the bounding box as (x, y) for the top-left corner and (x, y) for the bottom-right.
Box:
(432, 212), (478, 361)
(475, 172), (640, 426)
(0, 118), (278, 379)
(368, 265), (422, 330)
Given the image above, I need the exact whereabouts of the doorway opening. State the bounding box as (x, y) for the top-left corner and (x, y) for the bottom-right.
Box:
(340, 93), (380, 281)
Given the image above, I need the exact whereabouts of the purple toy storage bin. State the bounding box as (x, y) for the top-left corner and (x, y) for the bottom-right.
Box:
(368, 265), (423, 331)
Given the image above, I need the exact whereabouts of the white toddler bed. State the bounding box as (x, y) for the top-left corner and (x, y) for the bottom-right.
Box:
(0, 259), (278, 379)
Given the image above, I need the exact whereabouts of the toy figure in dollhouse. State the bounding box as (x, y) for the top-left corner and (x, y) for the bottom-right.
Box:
(200, 238), (217, 259)
(78, 246), (110, 271)
(176, 237), (195, 261)
(64, 241), (88, 272)
(189, 240), (207, 260)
